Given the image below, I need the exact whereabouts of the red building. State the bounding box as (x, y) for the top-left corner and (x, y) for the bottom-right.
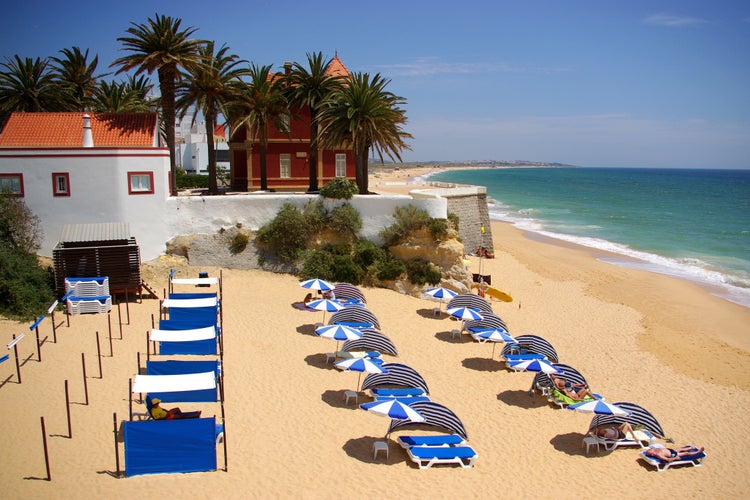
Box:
(228, 55), (355, 192)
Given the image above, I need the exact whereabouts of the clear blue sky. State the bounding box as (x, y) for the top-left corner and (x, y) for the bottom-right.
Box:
(2, 0), (749, 168)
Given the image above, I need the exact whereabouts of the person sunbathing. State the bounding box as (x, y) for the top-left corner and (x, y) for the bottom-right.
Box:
(646, 444), (704, 462)
(150, 398), (201, 420)
(551, 376), (596, 401)
(595, 422), (636, 440)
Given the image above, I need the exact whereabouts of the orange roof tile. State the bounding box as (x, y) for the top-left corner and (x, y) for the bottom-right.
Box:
(0, 112), (158, 148)
(326, 54), (350, 77)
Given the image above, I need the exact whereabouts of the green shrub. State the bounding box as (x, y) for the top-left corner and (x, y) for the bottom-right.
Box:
(404, 258), (442, 286)
(325, 203), (362, 237)
(428, 218), (450, 240)
(330, 254), (364, 284)
(230, 231), (249, 254)
(256, 203), (310, 263)
(320, 177), (358, 199)
(0, 248), (56, 321)
(301, 200), (326, 234)
(448, 212), (460, 232)
(376, 255), (406, 281)
(353, 240), (386, 268)
(380, 205), (432, 246)
(300, 250), (335, 280)
(176, 169), (209, 189)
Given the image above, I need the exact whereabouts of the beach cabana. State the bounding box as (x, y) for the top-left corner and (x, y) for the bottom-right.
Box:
(341, 329), (398, 356)
(500, 334), (559, 363)
(464, 312), (509, 333)
(361, 363), (429, 395)
(447, 294), (493, 314)
(123, 417), (218, 476)
(531, 363), (588, 396)
(588, 401), (666, 440)
(333, 283), (367, 303)
(387, 401), (469, 440)
(328, 307), (380, 329)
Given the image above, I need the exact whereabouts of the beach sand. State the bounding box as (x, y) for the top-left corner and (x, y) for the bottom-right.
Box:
(1, 167), (749, 499)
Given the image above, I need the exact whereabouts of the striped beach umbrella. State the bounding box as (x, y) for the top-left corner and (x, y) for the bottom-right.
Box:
(508, 358), (561, 374)
(360, 399), (425, 422)
(307, 298), (345, 324)
(447, 307), (484, 322)
(588, 401), (666, 439)
(447, 294), (493, 313)
(299, 278), (334, 292)
(425, 287), (458, 313)
(568, 399), (630, 416)
(361, 362), (430, 395)
(335, 356), (387, 391)
(471, 327), (516, 359)
(388, 401), (469, 440)
(315, 324), (362, 352)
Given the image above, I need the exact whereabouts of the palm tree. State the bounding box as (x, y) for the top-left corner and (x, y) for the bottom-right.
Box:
(92, 80), (153, 112)
(228, 63), (288, 191)
(283, 52), (344, 192)
(317, 72), (412, 194)
(50, 46), (105, 111)
(111, 13), (204, 196)
(0, 55), (67, 127)
(176, 42), (248, 194)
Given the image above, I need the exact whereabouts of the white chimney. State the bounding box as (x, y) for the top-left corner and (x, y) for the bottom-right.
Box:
(82, 113), (94, 147)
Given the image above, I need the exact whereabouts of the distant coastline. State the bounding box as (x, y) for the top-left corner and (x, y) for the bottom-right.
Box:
(370, 160), (577, 174)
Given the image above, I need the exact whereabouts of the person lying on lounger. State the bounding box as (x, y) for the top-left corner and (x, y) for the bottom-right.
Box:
(150, 398), (201, 420)
(595, 422), (637, 440)
(551, 376), (596, 401)
(646, 444), (705, 462)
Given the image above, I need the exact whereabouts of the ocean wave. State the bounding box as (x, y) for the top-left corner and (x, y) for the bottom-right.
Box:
(487, 206), (750, 308)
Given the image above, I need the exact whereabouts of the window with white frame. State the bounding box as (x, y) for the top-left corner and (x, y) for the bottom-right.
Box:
(52, 172), (70, 196)
(127, 171), (154, 194)
(335, 154), (346, 177)
(0, 173), (23, 196)
(279, 154), (291, 178)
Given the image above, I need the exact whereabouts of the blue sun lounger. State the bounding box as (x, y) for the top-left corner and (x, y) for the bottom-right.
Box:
(375, 396), (430, 405)
(397, 434), (466, 448)
(406, 445), (478, 469)
(639, 448), (706, 471)
(370, 387), (426, 398)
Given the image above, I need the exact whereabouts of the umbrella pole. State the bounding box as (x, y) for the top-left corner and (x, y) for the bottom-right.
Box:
(356, 372), (362, 392)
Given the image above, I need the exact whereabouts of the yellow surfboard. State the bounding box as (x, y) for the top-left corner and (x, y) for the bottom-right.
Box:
(472, 283), (513, 302)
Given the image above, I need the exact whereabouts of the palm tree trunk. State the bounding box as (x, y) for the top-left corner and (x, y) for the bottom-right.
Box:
(259, 126), (268, 191)
(205, 110), (218, 194)
(159, 65), (178, 196)
(308, 108), (319, 192)
(356, 148), (369, 194)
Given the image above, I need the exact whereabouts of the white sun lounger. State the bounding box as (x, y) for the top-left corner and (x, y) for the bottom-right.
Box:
(397, 434), (466, 449)
(406, 445), (478, 469)
(639, 448), (706, 471)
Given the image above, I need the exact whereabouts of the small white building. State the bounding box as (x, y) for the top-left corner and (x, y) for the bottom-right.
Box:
(0, 112), (171, 258)
(175, 115), (230, 175)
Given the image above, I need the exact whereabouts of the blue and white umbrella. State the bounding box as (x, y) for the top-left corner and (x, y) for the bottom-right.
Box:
(471, 327), (516, 359)
(335, 356), (387, 391)
(425, 287), (458, 313)
(446, 307), (484, 321)
(360, 399), (425, 422)
(568, 399), (630, 416)
(300, 278), (334, 292)
(315, 324), (363, 352)
(508, 358), (561, 374)
(307, 298), (345, 324)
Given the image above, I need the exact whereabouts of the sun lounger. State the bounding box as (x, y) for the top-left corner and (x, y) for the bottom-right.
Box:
(503, 353), (547, 365)
(375, 396), (430, 405)
(595, 429), (657, 451)
(397, 434), (466, 448)
(370, 387), (426, 398)
(639, 447), (706, 471)
(325, 350), (368, 363)
(406, 445), (478, 469)
(334, 321), (374, 329)
(547, 388), (601, 409)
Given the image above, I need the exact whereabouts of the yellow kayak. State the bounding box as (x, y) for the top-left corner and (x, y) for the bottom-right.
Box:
(472, 283), (513, 302)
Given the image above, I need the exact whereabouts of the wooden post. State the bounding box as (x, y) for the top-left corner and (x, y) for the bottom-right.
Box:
(96, 331), (103, 379)
(136, 351), (141, 375)
(81, 353), (89, 405)
(11, 334), (22, 384)
(128, 378), (133, 421)
(113, 412), (120, 477)
(35, 327), (42, 362)
(51, 311), (58, 343)
(40, 416), (51, 481)
(65, 380), (72, 438)
(108, 324), (114, 357)
(145, 331), (150, 362)
(125, 288), (131, 324)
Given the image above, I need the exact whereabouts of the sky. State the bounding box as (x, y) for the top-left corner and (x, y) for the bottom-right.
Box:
(2, 0), (749, 168)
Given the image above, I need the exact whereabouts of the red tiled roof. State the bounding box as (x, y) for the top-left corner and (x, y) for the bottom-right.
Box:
(326, 54), (350, 77)
(0, 112), (158, 148)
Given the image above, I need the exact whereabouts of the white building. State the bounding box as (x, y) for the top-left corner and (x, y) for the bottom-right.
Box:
(175, 115), (230, 176)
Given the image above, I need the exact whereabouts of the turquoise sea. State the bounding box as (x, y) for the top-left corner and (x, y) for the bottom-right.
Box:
(424, 167), (750, 309)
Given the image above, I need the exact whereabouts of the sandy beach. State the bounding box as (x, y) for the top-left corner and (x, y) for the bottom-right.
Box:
(1, 166), (749, 499)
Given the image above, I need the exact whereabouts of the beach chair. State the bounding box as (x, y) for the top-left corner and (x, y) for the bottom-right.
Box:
(397, 434), (466, 449)
(406, 445), (478, 469)
(374, 396), (430, 405)
(594, 428), (657, 451)
(639, 447), (706, 471)
(547, 388), (601, 409)
(369, 387), (426, 398)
